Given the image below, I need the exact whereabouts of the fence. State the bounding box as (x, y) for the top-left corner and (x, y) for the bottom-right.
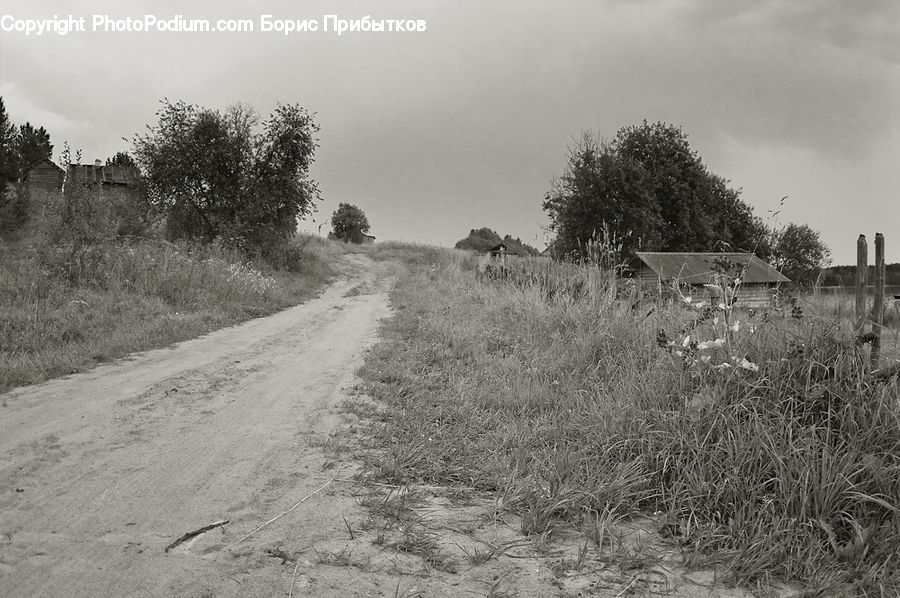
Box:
(856, 233), (890, 370)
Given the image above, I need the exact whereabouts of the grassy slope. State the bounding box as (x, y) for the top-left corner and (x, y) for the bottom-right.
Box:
(0, 234), (345, 393)
(355, 243), (900, 595)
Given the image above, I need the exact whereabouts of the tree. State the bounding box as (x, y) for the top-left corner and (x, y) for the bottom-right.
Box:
(454, 228), (538, 255)
(330, 203), (370, 243)
(16, 122), (53, 174)
(769, 223), (831, 286)
(455, 227), (502, 252)
(0, 97), (18, 183)
(132, 99), (320, 250)
(106, 151), (137, 168)
(543, 122), (768, 260)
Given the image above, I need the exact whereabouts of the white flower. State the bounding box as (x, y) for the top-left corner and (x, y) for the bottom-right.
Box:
(697, 338), (726, 350)
(732, 356), (759, 372)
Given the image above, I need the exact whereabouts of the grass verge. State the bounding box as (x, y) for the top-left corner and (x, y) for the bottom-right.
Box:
(354, 244), (900, 595)
(0, 233), (345, 393)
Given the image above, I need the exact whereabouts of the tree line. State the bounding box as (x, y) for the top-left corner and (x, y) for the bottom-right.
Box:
(543, 121), (831, 286)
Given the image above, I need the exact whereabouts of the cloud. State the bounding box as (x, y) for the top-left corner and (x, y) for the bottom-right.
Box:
(1, 0), (896, 260)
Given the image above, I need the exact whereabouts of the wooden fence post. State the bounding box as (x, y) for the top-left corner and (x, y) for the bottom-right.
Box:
(872, 233), (885, 368)
(855, 234), (868, 331)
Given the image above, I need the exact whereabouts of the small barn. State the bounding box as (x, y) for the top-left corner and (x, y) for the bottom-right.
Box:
(23, 159), (65, 193)
(486, 242), (512, 265)
(361, 233), (376, 244)
(66, 162), (141, 201)
(633, 252), (790, 308)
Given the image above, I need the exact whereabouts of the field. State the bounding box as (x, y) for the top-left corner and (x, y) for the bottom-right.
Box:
(0, 232), (344, 393)
(354, 244), (900, 595)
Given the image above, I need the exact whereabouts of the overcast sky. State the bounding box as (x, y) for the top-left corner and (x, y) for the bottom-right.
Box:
(1, 0), (897, 264)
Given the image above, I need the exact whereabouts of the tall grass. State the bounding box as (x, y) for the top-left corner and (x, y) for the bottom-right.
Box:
(357, 248), (900, 594)
(0, 233), (339, 392)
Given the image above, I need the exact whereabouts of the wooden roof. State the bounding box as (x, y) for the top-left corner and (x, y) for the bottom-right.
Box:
(23, 158), (64, 175)
(634, 252), (790, 284)
(67, 164), (140, 186)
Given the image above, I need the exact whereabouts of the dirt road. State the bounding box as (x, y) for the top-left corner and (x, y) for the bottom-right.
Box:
(1, 253), (772, 598)
(0, 254), (397, 597)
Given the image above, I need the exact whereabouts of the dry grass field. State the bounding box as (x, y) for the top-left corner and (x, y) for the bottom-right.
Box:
(353, 242), (900, 596)
(0, 233), (345, 393)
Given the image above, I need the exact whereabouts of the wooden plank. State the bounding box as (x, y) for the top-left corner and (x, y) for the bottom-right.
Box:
(856, 234), (868, 330)
(872, 233), (885, 368)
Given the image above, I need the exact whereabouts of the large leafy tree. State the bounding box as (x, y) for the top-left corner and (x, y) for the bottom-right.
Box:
(769, 223), (831, 286)
(330, 203), (370, 243)
(543, 122), (768, 260)
(132, 99), (320, 250)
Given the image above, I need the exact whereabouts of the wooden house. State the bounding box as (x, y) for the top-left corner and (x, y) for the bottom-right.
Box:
(66, 162), (141, 201)
(486, 242), (512, 265)
(23, 159), (65, 193)
(633, 252), (790, 308)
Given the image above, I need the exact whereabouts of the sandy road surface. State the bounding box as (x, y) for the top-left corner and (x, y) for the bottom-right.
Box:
(0, 254), (395, 597)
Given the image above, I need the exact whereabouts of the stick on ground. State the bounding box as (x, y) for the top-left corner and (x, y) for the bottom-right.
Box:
(227, 472), (338, 548)
(165, 519), (229, 552)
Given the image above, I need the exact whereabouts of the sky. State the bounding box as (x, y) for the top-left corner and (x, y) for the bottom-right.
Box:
(1, 0), (898, 265)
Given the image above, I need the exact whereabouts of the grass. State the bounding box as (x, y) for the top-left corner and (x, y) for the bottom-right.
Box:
(355, 243), (900, 595)
(0, 232), (345, 393)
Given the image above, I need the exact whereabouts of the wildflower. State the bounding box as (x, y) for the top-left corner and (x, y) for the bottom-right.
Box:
(697, 338), (726, 350)
(732, 356), (759, 372)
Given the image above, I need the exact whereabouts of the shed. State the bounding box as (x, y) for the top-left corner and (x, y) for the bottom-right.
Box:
(65, 162), (142, 203)
(484, 242), (511, 264)
(23, 159), (65, 193)
(633, 252), (790, 308)
(361, 233), (376, 244)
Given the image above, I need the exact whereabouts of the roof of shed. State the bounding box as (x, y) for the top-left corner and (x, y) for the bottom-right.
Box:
(67, 164), (140, 186)
(634, 252), (790, 284)
(23, 158), (64, 174)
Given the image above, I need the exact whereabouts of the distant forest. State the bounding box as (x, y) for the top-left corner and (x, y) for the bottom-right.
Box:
(820, 264), (900, 287)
